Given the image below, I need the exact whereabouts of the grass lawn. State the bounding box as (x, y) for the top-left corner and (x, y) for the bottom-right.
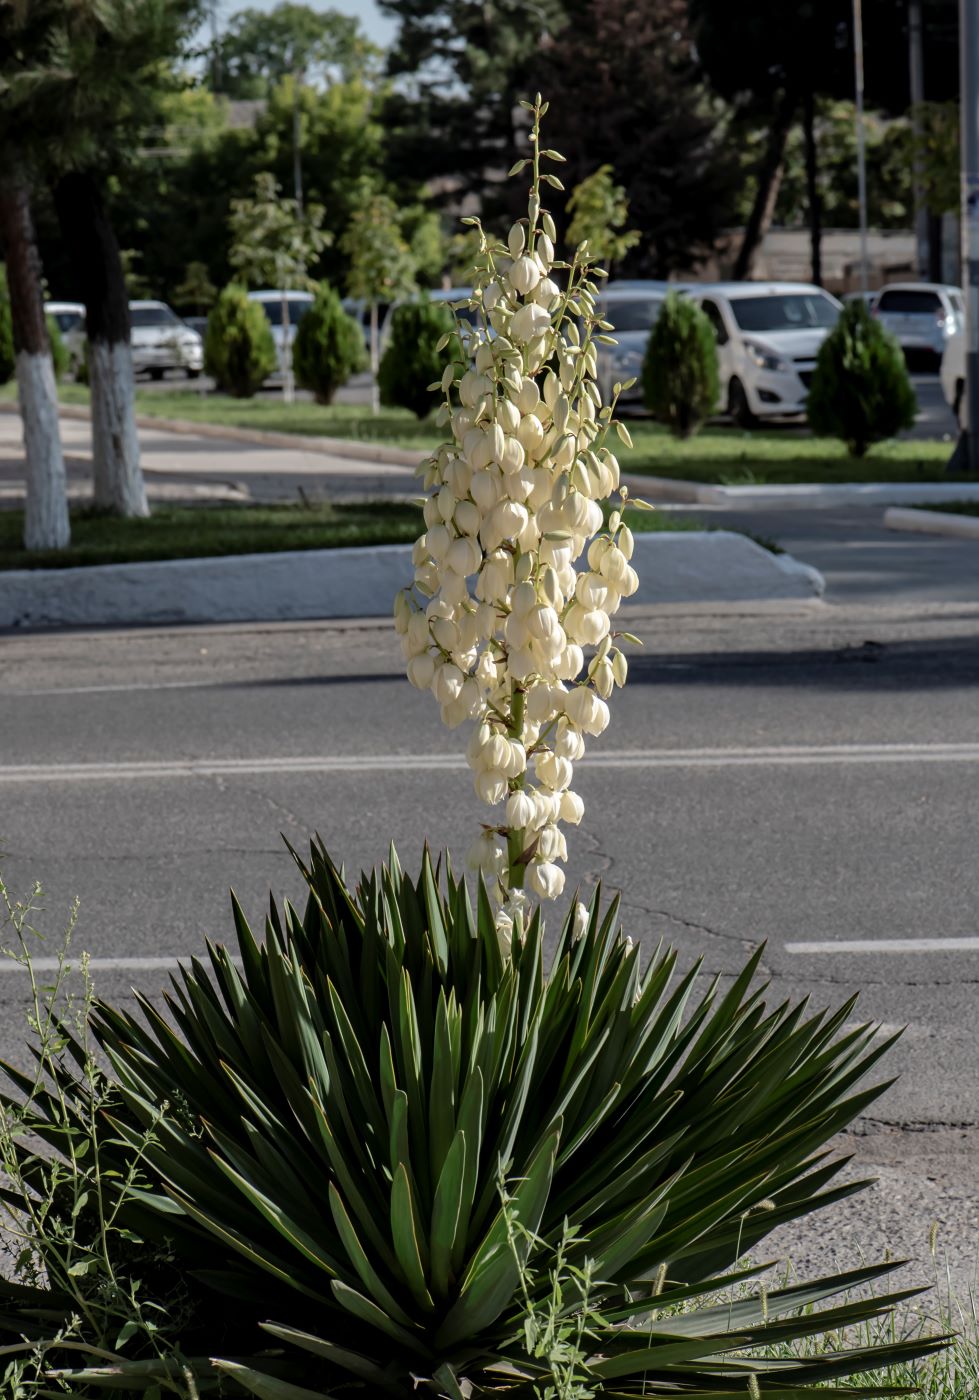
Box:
(8, 381), (962, 485)
(0, 501), (425, 571)
(0, 499), (709, 571)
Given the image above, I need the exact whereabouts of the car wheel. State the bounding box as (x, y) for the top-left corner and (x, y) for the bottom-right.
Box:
(149, 368), (164, 381)
(186, 368), (201, 380)
(728, 377), (756, 429)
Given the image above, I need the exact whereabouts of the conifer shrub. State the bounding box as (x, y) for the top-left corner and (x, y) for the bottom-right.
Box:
(807, 299), (917, 456)
(292, 282), (367, 403)
(641, 291), (719, 438)
(378, 297), (459, 418)
(204, 282), (277, 398)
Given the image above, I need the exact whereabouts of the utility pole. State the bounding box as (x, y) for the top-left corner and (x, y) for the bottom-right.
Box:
(853, 0), (870, 292)
(292, 66), (304, 218)
(908, 0), (929, 277)
(950, 0), (979, 472)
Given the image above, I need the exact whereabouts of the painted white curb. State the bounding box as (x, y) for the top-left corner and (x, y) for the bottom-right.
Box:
(884, 506), (979, 539)
(0, 531), (822, 630)
(628, 476), (979, 510)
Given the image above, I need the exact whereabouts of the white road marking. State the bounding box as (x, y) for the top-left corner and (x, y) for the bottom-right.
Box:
(3, 742), (979, 784)
(0, 955), (242, 974)
(13, 680), (221, 697)
(786, 937), (979, 954)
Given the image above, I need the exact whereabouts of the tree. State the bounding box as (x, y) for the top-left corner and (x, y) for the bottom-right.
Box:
(340, 184), (416, 413)
(228, 171), (329, 401)
(6, 1), (202, 518)
(565, 165), (639, 270)
(641, 292), (719, 438)
(542, 0), (736, 276)
(209, 3), (378, 98)
(0, 2), (70, 549)
(807, 300), (916, 456)
(174, 261), (218, 316)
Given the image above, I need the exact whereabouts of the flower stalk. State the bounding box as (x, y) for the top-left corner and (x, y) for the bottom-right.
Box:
(394, 93), (644, 920)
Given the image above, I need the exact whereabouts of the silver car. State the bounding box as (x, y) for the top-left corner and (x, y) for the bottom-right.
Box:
(873, 282), (964, 368)
(595, 284), (674, 405)
(45, 300), (86, 377)
(129, 301), (203, 379)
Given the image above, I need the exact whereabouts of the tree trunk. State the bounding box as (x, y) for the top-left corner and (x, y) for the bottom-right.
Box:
(53, 170), (148, 517)
(0, 171), (70, 551)
(733, 87), (797, 281)
(281, 289), (295, 403)
(802, 87), (822, 287)
(370, 300), (379, 415)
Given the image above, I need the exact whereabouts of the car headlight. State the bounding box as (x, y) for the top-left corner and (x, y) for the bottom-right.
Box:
(745, 341), (786, 372)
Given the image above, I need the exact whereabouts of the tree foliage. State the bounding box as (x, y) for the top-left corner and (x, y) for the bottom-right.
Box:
(565, 165), (640, 267)
(174, 260), (217, 314)
(228, 171), (330, 291)
(542, 0), (736, 275)
(204, 281), (277, 396)
(210, 2), (379, 97)
(641, 292), (719, 438)
(807, 300), (916, 456)
(378, 297), (458, 418)
(341, 184), (417, 306)
(292, 281), (366, 403)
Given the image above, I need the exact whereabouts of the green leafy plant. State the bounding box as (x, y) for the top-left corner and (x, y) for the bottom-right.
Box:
(641, 291), (719, 438)
(807, 300), (917, 456)
(292, 281), (367, 404)
(378, 297), (460, 418)
(204, 282), (277, 398)
(46, 313), (70, 381)
(18, 841), (943, 1397)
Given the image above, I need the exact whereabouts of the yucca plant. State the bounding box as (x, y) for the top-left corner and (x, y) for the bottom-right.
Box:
(3, 841), (942, 1398)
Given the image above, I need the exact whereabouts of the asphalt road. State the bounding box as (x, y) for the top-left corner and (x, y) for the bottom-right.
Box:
(3, 593), (978, 1294)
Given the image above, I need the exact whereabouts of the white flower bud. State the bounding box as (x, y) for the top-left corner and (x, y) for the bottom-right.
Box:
(537, 824), (567, 862)
(407, 653), (435, 690)
(564, 686), (610, 736)
(559, 790), (584, 825)
(611, 650), (629, 687)
(510, 302), (551, 344)
(467, 832), (506, 875)
(506, 789), (537, 829)
(553, 643), (584, 681)
(430, 616), (459, 652)
(599, 546), (629, 585)
(447, 535), (482, 577)
(507, 223), (526, 259)
(534, 751), (573, 791)
(554, 722), (585, 761)
(432, 662), (465, 706)
(619, 525), (635, 560)
(575, 571), (609, 610)
(620, 564), (640, 597)
(591, 657), (615, 699)
(515, 377), (540, 414)
(475, 769), (508, 805)
(487, 499), (528, 543)
(455, 500), (481, 536)
(527, 860), (565, 900)
(509, 255), (542, 296)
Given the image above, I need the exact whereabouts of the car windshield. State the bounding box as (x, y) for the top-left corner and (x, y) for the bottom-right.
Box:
(259, 299), (312, 326)
(876, 289), (942, 315)
(53, 312), (83, 333)
(130, 306), (180, 328)
(604, 297), (663, 333)
(730, 294), (839, 332)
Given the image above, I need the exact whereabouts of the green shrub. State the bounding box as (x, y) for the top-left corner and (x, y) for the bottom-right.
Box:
(293, 281), (367, 403)
(204, 282), (277, 398)
(0, 269), (14, 385)
(379, 297), (460, 418)
(641, 291), (719, 437)
(807, 299), (917, 456)
(8, 844), (941, 1397)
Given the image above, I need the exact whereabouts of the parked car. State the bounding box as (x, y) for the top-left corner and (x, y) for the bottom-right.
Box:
(182, 315), (209, 339)
(689, 281), (841, 426)
(940, 321), (965, 425)
(873, 282), (964, 369)
(129, 301), (203, 379)
(45, 300), (86, 377)
(379, 288), (480, 355)
(247, 290), (314, 380)
(595, 283), (674, 405)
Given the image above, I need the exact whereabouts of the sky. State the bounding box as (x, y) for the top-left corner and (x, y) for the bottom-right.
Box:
(209, 0), (397, 48)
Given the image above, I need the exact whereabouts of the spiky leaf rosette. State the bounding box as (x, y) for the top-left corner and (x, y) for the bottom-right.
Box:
(8, 840), (943, 1396)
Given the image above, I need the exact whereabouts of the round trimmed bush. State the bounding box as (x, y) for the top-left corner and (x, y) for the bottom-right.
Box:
(292, 282), (366, 404)
(807, 299), (916, 456)
(204, 283), (277, 398)
(378, 297), (459, 419)
(641, 291), (718, 438)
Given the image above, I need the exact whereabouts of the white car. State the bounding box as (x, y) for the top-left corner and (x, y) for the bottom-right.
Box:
(129, 301), (203, 379)
(873, 282), (963, 368)
(596, 283), (673, 406)
(45, 300), (86, 377)
(941, 322), (965, 425)
(247, 290), (314, 380)
(690, 282), (841, 426)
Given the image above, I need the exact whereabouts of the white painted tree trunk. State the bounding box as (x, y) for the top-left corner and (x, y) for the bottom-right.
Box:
(89, 340), (148, 517)
(18, 350), (70, 551)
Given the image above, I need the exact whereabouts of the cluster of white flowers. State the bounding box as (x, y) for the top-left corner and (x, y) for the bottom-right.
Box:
(393, 96), (644, 924)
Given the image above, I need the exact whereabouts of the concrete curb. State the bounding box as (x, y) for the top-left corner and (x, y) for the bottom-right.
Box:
(884, 505), (979, 539)
(628, 473), (979, 510)
(0, 400), (425, 470)
(0, 531), (823, 631)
